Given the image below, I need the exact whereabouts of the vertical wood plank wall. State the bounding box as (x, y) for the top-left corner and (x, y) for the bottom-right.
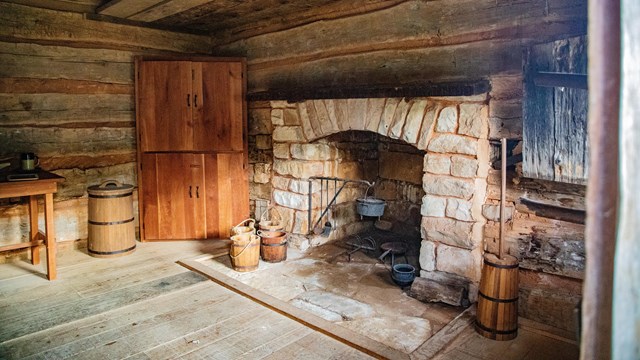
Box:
(0, 2), (212, 246)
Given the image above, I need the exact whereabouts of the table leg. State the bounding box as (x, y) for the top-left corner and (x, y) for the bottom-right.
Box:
(28, 195), (40, 265)
(44, 193), (56, 280)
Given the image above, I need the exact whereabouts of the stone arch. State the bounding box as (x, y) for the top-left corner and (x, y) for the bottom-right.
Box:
(269, 97), (491, 288)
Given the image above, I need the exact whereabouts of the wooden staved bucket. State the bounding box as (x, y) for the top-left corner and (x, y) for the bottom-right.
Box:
(87, 180), (136, 258)
(232, 218), (256, 236)
(475, 253), (519, 340)
(257, 230), (287, 263)
(229, 234), (260, 272)
(259, 207), (284, 232)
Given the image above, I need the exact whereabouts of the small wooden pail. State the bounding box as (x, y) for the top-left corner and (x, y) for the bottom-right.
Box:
(257, 230), (287, 263)
(232, 218), (256, 236)
(475, 253), (519, 340)
(229, 234), (260, 272)
(87, 180), (136, 258)
(259, 207), (284, 231)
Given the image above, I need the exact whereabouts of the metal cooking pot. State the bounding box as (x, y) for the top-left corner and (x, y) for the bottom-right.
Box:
(356, 198), (386, 217)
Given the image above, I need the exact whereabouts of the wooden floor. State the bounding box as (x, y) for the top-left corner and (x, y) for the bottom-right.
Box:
(0, 241), (373, 359)
(0, 240), (580, 359)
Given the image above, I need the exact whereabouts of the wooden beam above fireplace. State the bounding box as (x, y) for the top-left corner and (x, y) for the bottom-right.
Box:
(247, 80), (491, 102)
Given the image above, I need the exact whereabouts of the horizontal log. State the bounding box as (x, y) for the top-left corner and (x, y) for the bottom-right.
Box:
(220, 0), (586, 62)
(248, 81), (490, 101)
(533, 71), (588, 89)
(0, 93), (133, 126)
(0, 2), (212, 53)
(409, 277), (468, 307)
(0, 78), (132, 95)
(0, 127), (135, 155)
(2, 0), (100, 14)
(54, 163), (138, 199)
(249, 40), (524, 92)
(516, 197), (585, 224)
(40, 152), (137, 170)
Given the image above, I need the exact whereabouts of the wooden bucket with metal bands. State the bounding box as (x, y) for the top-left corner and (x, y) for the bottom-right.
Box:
(230, 234), (260, 272)
(257, 230), (287, 263)
(475, 253), (519, 340)
(87, 180), (136, 258)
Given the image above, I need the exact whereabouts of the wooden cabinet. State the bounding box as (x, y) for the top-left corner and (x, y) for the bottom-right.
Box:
(135, 57), (248, 241)
(138, 61), (245, 152)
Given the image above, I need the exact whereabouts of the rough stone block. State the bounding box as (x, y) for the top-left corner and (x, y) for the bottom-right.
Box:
(379, 151), (424, 185)
(248, 108), (273, 135)
(284, 108), (300, 125)
(436, 106), (458, 133)
(378, 98), (400, 136)
(446, 198), (474, 221)
(436, 244), (482, 282)
(419, 240), (436, 271)
(292, 210), (310, 234)
(288, 179), (311, 195)
(422, 174), (474, 200)
(421, 195), (446, 217)
(287, 233), (310, 251)
(271, 175), (290, 191)
(424, 154), (451, 175)
(365, 98), (386, 132)
(297, 103), (318, 141)
(255, 135), (272, 150)
(389, 98), (412, 139)
(450, 155), (478, 178)
(270, 100), (295, 109)
(427, 134), (478, 156)
(416, 105), (437, 150)
(290, 143), (334, 160)
(481, 204), (514, 222)
(337, 161), (363, 180)
(271, 108), (284, 126)
(458, 104), (488, 139)
(249, 183), (272, 200)
(273, 160), (324, 178)
(421, 216), (476, 249)
(273, 126), (306, 142)
(273, 190), (309, 211)
(273, 143), (290, 159)
(374, 180), (397, 200)
(348, 98), (368, 130)
(402, 99), (430, 145)
(409, 277), (468, 307)
(253, 163), (272, 184)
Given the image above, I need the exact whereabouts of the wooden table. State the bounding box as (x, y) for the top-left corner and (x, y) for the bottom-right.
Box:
(0, 171), (64, 280)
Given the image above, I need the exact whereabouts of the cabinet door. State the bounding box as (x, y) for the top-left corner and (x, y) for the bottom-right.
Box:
(138, 61), (193, 151)
(140, 153), (205, 240)
(193, 62), (245, 152)
(202, 152), (249, 238)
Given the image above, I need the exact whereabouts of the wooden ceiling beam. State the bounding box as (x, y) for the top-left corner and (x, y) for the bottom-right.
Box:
(128, 0), (212, 23)
(247, 80), (491, 102)
(96, 0), (163, 19)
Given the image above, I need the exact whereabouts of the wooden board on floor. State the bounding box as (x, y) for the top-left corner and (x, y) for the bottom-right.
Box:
(178, 256), (409, 360)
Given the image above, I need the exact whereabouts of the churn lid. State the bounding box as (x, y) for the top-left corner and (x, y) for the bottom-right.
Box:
(87, 180), (134, 196)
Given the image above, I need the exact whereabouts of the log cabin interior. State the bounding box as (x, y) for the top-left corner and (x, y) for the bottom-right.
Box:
(0, 0), (637, 359)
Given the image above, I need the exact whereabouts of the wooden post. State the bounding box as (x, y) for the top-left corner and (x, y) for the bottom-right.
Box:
(499, 138), (506, 260)
(613, 0), (640, 358)
(581, 0), (620, 359)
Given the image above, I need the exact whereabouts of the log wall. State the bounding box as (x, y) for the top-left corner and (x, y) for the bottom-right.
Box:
(0, 2), (212, 253)
(213, 0), (587, 93)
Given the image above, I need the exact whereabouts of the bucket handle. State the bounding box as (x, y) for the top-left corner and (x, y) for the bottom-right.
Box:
(229, 237), (255, 258)
(260, 207), (282, 222)
(256, 230), (287, 239)
(233, 218), (255, 230)
(99, 180), (122, 188)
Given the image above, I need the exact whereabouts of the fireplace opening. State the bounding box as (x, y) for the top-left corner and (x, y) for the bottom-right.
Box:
(304, 130), (426, 271)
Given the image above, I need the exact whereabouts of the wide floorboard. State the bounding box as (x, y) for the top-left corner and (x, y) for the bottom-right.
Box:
(0, 241), (373, 359)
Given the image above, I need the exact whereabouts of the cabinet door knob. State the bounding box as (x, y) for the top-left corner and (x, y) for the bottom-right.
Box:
(188, 185), (192, 198)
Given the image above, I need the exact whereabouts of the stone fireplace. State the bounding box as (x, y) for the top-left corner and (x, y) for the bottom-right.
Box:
(262, 96), (490, 298)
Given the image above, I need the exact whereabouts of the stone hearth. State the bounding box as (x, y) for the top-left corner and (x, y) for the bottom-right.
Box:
(266, 97), (490, 296)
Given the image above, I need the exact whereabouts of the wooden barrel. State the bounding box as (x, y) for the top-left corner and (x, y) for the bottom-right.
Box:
(258, 230), (287, 263)
(230, 234), (260, 272)
(87, 180), (136, 258)
(475, 253), (519, 340)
